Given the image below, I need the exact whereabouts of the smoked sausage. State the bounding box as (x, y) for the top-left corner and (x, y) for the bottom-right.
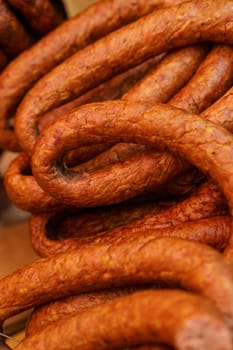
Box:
(0, 238), (232, 331)
(29, 212), (231, 257)
(169, 45), (233, 113)
(26, 288), (136, 336)
(123, 45), (208, 104)
(16, 290), (232, 350)
(38, 54), (166, 132)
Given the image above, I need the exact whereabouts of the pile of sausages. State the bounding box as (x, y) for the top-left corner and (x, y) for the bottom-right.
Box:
(2, 0), (233, 349)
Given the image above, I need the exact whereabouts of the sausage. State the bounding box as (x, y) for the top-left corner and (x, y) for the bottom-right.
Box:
(0, 49), (8, 71)
(202, 84), (233, 131)
(0, 0), (33, 58)
(64, 144), (115, 168)
(64, 144), (115, 167)
(118, 179), (228, 233)
(42, 200), (174, 239)
(4, 153), (63, 213)
(4, 146), (182, 211)
(31, 101), (233, 211)
(0, 0), (183, 151)
(0, 238), (233, 328)
(38, 54), (166, 132)
(169, 45), (233, 113)
(15, 0), (233, 156)
(4, 149), (174, 218)
(123, 45), (208, 104)
(6, 0), (64, 36)
(26, 288), (137, 336)
(30, 209), (231, 257)
(23, 290), (232, 350)
(26, 291), (172, 350)
(72, 143), (159, 172)
(12, 290), (233, 350)
(37, 145), (186, 207)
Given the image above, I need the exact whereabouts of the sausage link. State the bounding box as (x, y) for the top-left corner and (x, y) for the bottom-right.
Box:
(0, 49), (8, 71)
(4, 153), (63, 213)
(50, 201), (167, 238)
(117, 179), (227, 233)
(15, 0), (233, 156)
(123, 45), (208, 104)
(39, 54), (166, 133)
(4, 146), (182, 211)
(64, 144), (114, 167)
(30, 208), (231, 257)
(0, 0), (33, 58)
(30, 198), (230, 257)
(0, 0), (183, 150)
(26, 288), (136, 336)
(23, 290), (231, 349)
(13, 290), (233, 350)
(31, 101), (233, 211)
(202, 84), (233, 131)
(6, 0), (64, 36)
(169, 45), (233, 113)
(0, 238), (233, 328)
(4, 150), (175, 216)
(26, 289), (172, 350)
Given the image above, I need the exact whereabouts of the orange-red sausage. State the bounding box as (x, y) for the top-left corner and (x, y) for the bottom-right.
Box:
(39, 54), (165, 132)
(169, 45), (233, 113)
(30, 211), (231, 257)
(17, 290), (232, 350)
(123, 45), (208, 104)
(26, 288), (136, 336)
(0, 238), (233, 328)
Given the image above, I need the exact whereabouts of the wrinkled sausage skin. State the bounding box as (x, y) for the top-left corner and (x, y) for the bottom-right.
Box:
(15, 290), (232, 350)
